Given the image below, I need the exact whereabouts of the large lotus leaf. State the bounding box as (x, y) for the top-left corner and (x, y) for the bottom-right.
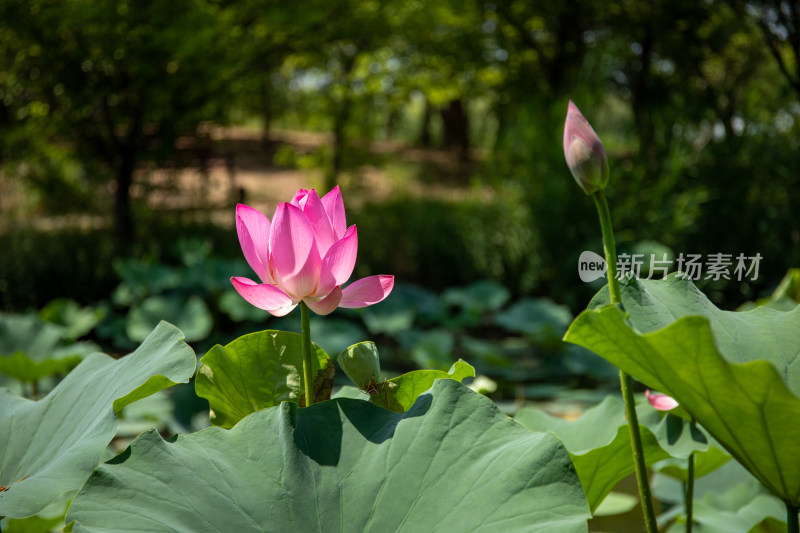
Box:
(0, 322), (196, 518)
(195, 330), (332, 428)
(588, 274), (800, 394)
(370, 360), (475, 412)
(565, 303), (800, 505)
(515, 396), (712, 513)
(67, 380), (591, 532)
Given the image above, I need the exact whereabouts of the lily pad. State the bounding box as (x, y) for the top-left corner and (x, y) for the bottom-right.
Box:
(0, 321), (196, 519)
(67, 380), (591, 532)
(494, 297), (573, 342)
(671, 480), (785, 533)
(38, 299), (105, 341)
(566, 274), (800, 505)
(195, 330), (332, 428)
(396, 328), (456, 371)
(126, 295), (213, 342)
(443, 280), (511, 315)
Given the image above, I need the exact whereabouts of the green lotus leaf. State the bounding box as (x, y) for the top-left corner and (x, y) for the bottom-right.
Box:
(587, 274), (800, 394)
(371, 360), (475, 412)
(655, 446), (732, 483)
(38, 299), (105, 341)
(494, 297), (573, 341)
(516, 396), (713, 513)
(126, 294), (213, 342)
(0, 314), (98, 384)
(195, 329), (332, 428)
(67, 380), (590, 533)
(0, 314), (65, 358)
(0, 321), (196, 519)
(566, 275), (800, 505)
(678, 480), (785, 532)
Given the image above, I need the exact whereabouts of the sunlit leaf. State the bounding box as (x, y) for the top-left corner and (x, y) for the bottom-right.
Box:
(195, 330), (332, 428)
(0, 322), (196, 519)
(67, 380), (591, 533)
(371, 360), (475, 412)
(566, 275), (800, 505)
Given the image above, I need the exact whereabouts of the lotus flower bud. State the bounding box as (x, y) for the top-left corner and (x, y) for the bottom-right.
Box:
(337, 341), (381, 391)
(645, 390), (679, 411)
(563, 101), (609, 195)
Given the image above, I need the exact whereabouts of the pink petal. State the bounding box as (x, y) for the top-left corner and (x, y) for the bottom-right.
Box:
(230, 277), (296, 316)
(563, 101), (606, 168)
(236, 204), (272, 283)
(269, 203), (321, 299)
(305, 287), (343, 316)
(316, 225), (358, 297)
(299, 189), (336, 257)
(340, 275), (394, 308)
(321, 186), (347, 240)
(645, 390), (679, 411)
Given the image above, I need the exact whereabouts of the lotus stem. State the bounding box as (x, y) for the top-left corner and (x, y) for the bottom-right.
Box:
(787, 501), (799, 533)
(300, 301), (314, 407)
(685, 446), (695, 532)
(592, 190), (658, 533)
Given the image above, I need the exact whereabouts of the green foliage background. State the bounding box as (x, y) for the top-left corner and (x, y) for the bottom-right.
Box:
(1, 0), (799, 313)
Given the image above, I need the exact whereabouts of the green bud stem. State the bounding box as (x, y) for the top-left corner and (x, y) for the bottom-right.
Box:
(592, 191), (658, 533)
(300, 301), (314, 407)
(685, 422), (696, 533)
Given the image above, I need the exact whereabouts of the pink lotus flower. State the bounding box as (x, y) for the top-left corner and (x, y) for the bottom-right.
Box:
(231, 187), (394, 316)
(563, 101), (609, 195)
(645, 389), (679, 411)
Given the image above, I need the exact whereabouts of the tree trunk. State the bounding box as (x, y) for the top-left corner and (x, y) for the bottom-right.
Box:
(440, 99), (469, 159)
(326, 53), (357, 191)
(113, 150), (136, 247)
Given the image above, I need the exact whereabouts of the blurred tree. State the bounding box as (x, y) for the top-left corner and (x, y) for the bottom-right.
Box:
(215, 0), (337, 148)
(1, 0), (799, 311)
(0, 0), (233, 245)
(740, 0), (800, 98)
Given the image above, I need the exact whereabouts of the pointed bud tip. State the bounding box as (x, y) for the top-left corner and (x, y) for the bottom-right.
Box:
(563, 101), (609, 195)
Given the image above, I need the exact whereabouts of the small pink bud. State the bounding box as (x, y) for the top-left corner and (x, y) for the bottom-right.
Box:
(563, 101), (609, 195)
(645, 390), (679, 411)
